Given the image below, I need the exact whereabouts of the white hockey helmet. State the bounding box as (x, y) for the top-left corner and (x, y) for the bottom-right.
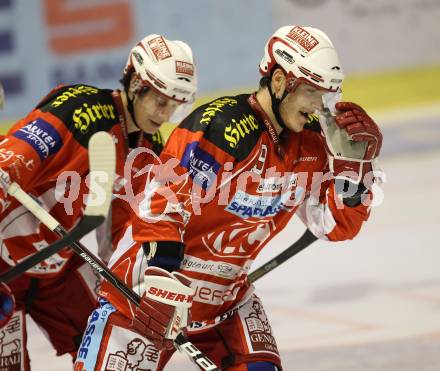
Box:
(259, 26), (344, 93)
(124, 34), (197, 103)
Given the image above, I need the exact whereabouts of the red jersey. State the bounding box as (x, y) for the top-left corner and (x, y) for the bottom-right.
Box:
(0, 84), (156, 279)
(102, 93), (372, 327)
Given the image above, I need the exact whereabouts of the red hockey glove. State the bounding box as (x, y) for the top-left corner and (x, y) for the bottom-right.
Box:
(335, 102), (382, 160)
(0, 282), (15, 328)
(320, 101), (383, 184)
(132, 267), (194, 351)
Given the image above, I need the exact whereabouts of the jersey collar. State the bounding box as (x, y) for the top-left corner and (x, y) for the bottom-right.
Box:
(247, 93), (284, 157)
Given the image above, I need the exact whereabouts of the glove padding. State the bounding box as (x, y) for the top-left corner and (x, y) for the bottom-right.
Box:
(335, 102), (382, 160)
(0, 282), (15, 328)
(132, 267), (194, 351)
(319, 101), (383, 184)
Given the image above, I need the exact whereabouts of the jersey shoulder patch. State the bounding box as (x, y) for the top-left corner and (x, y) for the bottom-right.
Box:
(37, 84), (119, 147)
(180, 94), (263, 161)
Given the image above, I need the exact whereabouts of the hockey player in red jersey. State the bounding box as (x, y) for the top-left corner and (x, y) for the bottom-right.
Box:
(0, 34), (197, 370)
(74, 26), (382, 370)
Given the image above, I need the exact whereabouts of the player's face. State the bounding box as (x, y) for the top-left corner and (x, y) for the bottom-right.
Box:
(134, 89), (181, 134)
(279, 83), (325, 133)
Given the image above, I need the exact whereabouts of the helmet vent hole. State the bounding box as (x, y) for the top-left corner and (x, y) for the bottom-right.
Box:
(178, 77), (191, 82)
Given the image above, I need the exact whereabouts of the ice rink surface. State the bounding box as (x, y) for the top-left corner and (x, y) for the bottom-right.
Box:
(26, 107), (440, 370)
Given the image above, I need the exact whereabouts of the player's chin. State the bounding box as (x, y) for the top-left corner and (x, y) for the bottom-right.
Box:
(287, 119), (306, 133)
(143, 120), (162, 134)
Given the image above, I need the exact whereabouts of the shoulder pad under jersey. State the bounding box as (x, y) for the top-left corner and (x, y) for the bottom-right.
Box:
(180, 94), (264, 162)
(37, 84), (119, 148)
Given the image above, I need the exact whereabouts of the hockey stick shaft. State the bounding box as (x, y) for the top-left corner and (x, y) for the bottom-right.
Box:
(0, 190), (218, 370)
(0, 213), (103, 283)
(248, 228), (318, 283)
(1, 173), (218, 368)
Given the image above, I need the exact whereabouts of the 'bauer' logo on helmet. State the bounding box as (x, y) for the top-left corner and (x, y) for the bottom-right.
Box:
(286, 26), (319, 52)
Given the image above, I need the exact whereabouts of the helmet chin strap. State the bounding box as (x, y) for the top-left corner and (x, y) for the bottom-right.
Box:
(126, 93), (141, 130)
(126, 75), (148, 131)
(268, 82), (289, 130)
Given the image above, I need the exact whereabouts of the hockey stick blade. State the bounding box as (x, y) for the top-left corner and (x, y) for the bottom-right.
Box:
(248, 228), (318, 283)
(0, 132), (116, 283)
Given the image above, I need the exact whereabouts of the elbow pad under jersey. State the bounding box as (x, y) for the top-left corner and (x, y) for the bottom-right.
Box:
(142, 241), (185, 272)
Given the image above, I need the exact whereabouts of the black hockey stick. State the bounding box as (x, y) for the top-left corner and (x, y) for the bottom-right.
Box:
(0, 131), (116, 283)
(1, 189), (219, 370)
(248, 228), (318, 283)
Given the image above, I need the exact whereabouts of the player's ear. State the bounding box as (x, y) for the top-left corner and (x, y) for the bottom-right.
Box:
(271, 68), (286, 99)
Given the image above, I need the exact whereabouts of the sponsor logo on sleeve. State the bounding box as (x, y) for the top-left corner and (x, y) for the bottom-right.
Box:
(13, 118), (62, 160)
(181, 142), (220, 189)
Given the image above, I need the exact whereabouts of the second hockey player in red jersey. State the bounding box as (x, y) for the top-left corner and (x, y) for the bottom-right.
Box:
(75, 25), (382, 370)
(0, 34), (197, 370)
